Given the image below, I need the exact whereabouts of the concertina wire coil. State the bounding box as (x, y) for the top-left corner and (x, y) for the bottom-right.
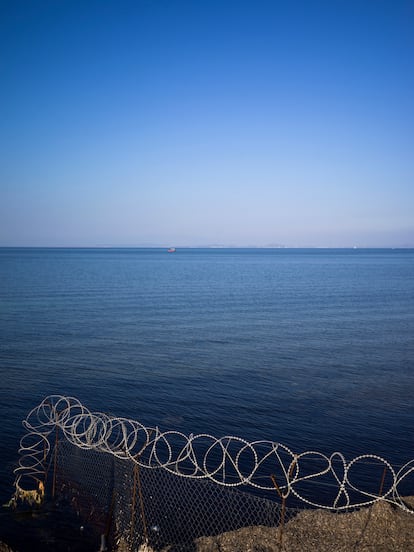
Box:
(12, 395), (414, 513)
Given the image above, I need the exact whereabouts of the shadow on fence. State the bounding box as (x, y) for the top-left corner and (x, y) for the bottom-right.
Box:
(55, 440), (293, 551)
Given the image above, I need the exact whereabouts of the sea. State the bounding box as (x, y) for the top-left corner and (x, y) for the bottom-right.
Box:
(0, 247), (413, 544)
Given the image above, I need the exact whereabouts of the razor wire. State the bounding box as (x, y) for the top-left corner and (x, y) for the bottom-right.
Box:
(12, 395), (414, 513)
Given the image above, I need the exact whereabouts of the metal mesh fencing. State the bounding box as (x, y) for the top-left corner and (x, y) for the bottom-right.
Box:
(10, 395), (414, 551)
(55, 439), (292, 551)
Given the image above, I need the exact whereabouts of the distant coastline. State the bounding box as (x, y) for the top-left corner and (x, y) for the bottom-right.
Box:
(1, 245), (414, 250)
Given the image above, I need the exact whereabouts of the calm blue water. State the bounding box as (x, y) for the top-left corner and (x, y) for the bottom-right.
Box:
(1, 247), (414, 508)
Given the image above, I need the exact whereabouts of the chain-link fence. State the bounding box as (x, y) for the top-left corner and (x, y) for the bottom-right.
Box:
(10, 395), (414, 551)
(55, 439), (292, 551)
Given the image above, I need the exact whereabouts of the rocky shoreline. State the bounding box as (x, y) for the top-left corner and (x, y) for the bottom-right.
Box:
(2, 499), (414, 551)
(195, 499), (414, 552)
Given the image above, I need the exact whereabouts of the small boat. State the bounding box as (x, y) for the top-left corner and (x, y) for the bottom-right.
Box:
(167, 247), (176, 253)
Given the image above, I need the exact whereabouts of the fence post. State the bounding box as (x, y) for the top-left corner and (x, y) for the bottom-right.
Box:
(131, 434), (153, 550)
(136, 463), (149, 545)
(270, 474), (285, 550)
(130, 463), (138, 546)
(271, 456), (297, 551)
(52, 421), (59, 499)
(378, 466), (387, 497)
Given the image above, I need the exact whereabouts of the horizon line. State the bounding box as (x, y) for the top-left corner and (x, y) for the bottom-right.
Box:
(1, 245), (413, 250)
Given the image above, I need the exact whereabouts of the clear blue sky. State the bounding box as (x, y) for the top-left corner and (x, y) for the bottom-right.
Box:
(1, 0), (413, 247)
